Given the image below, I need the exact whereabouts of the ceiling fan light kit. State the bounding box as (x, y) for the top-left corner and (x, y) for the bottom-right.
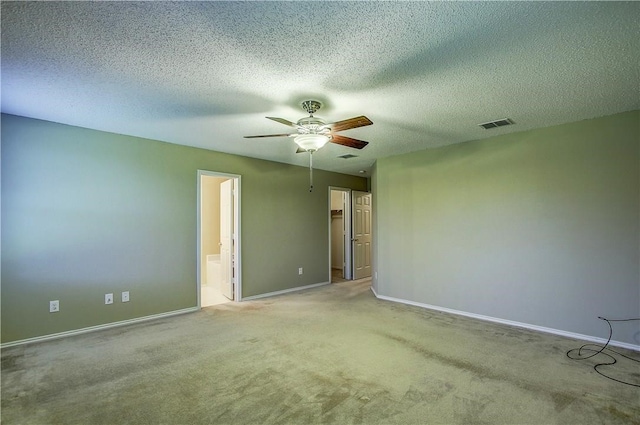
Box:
(245, 100), (373, 191)
(293, 134), (330, 152)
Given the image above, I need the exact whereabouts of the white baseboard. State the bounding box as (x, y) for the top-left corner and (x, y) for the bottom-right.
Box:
(242, 281), (330, 301)
(371, 291), (640, 352)
(1, 307), (199, 348)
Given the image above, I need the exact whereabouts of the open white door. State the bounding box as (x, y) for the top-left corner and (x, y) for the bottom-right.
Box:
(352, 191), (372, 279)
(220, 179), (234, 300)
(341, 191), (352, 280)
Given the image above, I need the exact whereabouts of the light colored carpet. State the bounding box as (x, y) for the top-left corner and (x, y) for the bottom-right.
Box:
(2, 279), (638, 424)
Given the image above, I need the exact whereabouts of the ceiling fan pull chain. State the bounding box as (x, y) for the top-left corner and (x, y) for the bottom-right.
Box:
(309, 151), (314, 192)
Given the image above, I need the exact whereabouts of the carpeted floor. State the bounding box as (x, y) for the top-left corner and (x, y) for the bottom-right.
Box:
(2, 279), (638, 424)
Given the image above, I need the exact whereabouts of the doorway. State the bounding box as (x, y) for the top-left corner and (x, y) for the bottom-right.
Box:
(329, 188), (372, 283)
(330, 188), (351, 282)
(197, 171), (241, 307)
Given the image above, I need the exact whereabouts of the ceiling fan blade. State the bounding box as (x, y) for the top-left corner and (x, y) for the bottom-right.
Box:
(266, 117), (297, 127)
(330, 134), (369, 149)
(244, 133), (293, 138)
(327, 116), (373, 132)
(296, 147), (307, 154)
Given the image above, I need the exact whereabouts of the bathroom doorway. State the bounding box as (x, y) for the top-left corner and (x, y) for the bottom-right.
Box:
(197, 171), (241, 307)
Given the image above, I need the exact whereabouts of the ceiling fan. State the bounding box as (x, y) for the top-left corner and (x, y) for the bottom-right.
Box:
(245, 100), (373, 191)
(245, 100), (372, 151)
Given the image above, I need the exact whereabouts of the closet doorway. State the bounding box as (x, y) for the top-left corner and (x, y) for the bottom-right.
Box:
(329, 187), (373, 282)
(329, 188), (352, 282)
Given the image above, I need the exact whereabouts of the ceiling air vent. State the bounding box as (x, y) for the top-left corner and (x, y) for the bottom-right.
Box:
(478, 118), (514, 129)
(338, 154), (358, 159)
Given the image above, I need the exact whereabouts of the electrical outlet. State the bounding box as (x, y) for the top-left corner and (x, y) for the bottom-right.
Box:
(122, 291), (129, 302)
(49, 300), (60, 313)
(298, 267), (303, 275)
(105, 293), (113, 305)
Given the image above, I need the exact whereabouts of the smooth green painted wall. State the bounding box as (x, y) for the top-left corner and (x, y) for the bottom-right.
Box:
(373, 110), (639, 345)
(1, 114), (367, 343)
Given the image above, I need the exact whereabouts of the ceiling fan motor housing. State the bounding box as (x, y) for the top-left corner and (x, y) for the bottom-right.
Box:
(296, 116), (330, 135)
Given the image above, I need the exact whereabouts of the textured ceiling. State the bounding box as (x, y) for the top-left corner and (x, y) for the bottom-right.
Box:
(2, 1), (639, 176)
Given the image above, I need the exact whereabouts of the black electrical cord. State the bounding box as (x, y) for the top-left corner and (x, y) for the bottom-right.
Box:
(566, 317), (640, 387)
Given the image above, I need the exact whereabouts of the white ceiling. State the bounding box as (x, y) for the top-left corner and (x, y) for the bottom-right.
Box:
(2, 1), (639, 176)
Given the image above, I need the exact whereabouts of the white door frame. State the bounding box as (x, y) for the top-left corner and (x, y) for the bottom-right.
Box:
(197, 170), (242, 306)
(328, 187), (352, 281)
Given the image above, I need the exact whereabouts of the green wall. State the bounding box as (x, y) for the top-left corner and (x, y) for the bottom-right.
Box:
(373, 110), (639, 345)
(1, 114), (367, 343)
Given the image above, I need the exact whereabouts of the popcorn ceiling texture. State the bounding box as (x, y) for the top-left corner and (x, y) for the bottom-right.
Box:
(2, 1), (639, 175)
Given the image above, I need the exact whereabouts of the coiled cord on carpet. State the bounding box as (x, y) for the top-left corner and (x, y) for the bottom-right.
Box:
(566, 317), (639, 387)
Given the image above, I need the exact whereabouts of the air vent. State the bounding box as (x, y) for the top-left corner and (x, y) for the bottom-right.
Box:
(338, 154), (358, 159)
(478, 118), (514, 129)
